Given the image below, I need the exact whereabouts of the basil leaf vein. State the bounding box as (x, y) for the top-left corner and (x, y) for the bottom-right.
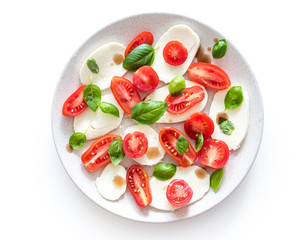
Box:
(152, 163), (176, 181)
(83, 83), (101, 112)
(195, 133), (204, 152)
(176, 135), (189, 155)
(108, 138), (125, 166)
(69, 132), (86, 150)
(224, 86), (243, 110)
(87, 58), (99, 74)
(212, 39), (227, 59)
(210, 168), (223, 193)
(99, 102), (119, 117)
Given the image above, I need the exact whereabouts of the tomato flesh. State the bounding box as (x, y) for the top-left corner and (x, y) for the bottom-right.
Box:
(198, 139), (230, 169)
(62, 85), (87, 116)
(123, 131), (148, 158)
(166, 179), (193, 207)
(125, 31), (154, 57)
(165, 86), (205, 115)
(188, 62), (231, 90)
(184, 112), (214, 140)
(126, 165), (152, 207)
(132, 66), (159, 92)
(159, 127), (197, 167)
(110, 76), (141, 114)
(163, 41), (188, 66)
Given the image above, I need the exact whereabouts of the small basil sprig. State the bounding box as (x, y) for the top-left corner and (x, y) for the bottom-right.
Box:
(195, 133), (204, 152)
(152, 163), (176, 181)
(123, 44), (156, 71)
(68, 126), (90, 150)
(169, 76), (186, 96)
(108, 137), (125, 166)
(219, 119), (235, 135)
(212, 39), (227, 59)
(87, 58), (99, 74)
(224, 86), (243, 111)
(176, 136), (190, 155)
(210, 168), (223, 193)
(131, 101), (168, 125)
(83, 78), (101, 112)
(98, 102), (119, 118)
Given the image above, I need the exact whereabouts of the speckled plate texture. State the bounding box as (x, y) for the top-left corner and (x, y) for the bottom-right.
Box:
(51, 13), (263, 223)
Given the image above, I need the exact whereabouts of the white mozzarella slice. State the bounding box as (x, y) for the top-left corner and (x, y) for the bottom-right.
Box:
(151, 24), (200, 83)
(79, 42), (127, 90)
(144, 80), (208, 123)
(209, 87), (249, 150)
(96, 163), (127, 201)
(73, 94), (124, 140)
(150, 166), (210, 211)
(123, 125), (165, 166)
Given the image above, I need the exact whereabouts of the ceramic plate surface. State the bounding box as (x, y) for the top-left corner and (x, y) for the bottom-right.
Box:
(51, 13), (263, 223)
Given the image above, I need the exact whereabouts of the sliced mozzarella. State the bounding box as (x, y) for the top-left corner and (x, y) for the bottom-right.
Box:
(123, 125), (165, 166)
(80, 42), (127, 90)
(150, 166), (210, 211)
(151, 25), (200, 83)
(209, 87), (249, 150)
(96, 163), (127, 201)
(144, 80), (208, 123)
(73, 94), (124, 140)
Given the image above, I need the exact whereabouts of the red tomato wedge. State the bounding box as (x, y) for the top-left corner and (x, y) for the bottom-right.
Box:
(188, 62), (231, 90)
(81, 134), (120, 171)
(132, 66), (159, 92)
(110, 76), (141, 114)
(62, 85), (87, 116)
(125, 31), (154, 57)
(184, 112), (214, 140)
(198, 139), (230, 169)
(126, 165), (152, 207)
(163, 40), (188, 66)
(123, 131), (148, 158)
(159, 127), (197, 167)
(166, 179), (193, 207)
(165, 86), (205, 115)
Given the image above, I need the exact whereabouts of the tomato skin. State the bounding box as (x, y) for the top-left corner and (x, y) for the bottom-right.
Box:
(159, 127), (197, 167)
(110, 76), (141, 114)
(198, 139), (230, 169)
(123, 131), (148, 158)
(81, 134), (120, 171)
(188, 62), (231, 90)
(125, 31), (154, 57)
(163, 41), (188, 66)
(62, 85), (87, 116)
(126, 165), (152, 207)
(165, 86), (205, 115)
(132, 66), (159, 92)
(184, 112), (214, 140)
(166, 179), (193, 207)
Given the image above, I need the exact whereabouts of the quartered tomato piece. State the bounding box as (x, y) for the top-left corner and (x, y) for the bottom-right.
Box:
(123, 131), (148, 158)
(198, 139), (230, 169)
(184, 112), (214, 140)
(166, 179), (193, 207)
(126, 165), (152, 207)
(188, 62), (231, 90)
(110, 76), (141, 114)
(62, 85), (87, 116)
(165, 86), (205, 115)
(125, 31), (154, 57)
(132, 66), (159, 92)
(159, 127), (197, 167)
(163, 40), (188, 66)
(81, 134), (120, 171)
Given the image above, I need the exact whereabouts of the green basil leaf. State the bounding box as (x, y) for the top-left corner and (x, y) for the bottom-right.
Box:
(122, 44), (155, 71)
(108, 138), (125, 166)
(176, 135), (189, 155)
(152, 163), (176, 181)
(131, 101), (168, 125)
(224, 86), (243, 110)
(83, 83), (101, 112)
(210, 168), (223, 193)
(168, 76), (186, 96)
(219, 119), (235, 135)
(98, 102), (119, 117)
(69, 132), (86, 150)
(212, 39), (227, 59)
(87, 58), (99, 74)
(195, 133), (204, 152)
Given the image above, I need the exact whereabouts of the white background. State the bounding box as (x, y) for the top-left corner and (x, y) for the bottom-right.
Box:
(1, 0), (307, 239)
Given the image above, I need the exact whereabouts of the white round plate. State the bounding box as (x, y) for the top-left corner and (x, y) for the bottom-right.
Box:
(51, 13), (263, 223)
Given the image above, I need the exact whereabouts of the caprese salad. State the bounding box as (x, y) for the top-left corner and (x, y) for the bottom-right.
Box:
(62, 24), (249, 211)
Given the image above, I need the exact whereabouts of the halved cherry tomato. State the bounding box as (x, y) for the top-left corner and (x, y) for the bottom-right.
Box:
(166, 179), (193, 207)
(188, 62), (231, 90)
(163, 40), (188, 66)
(123, 131), (148, 158)
(132, 66), (159, 92)
(126, 165), (152, 207)
(110, 76), (141, 114)
(184, 112), (214, 140)
(62, 85), (87, 116)
(81, 134), (120, 171)
(125, 31), (154, 57)
(198, 139), (230, 169)
(159, 127), (197, 167)
(165, 86), (205, 115)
